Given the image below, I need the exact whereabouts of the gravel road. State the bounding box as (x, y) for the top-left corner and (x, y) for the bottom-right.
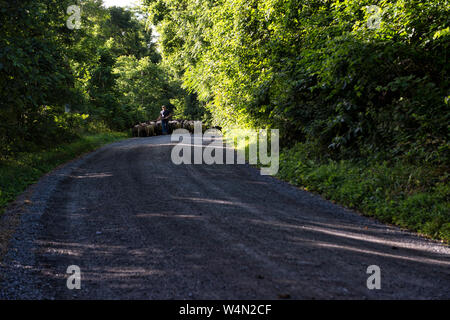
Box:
(0, 135), (449, 299)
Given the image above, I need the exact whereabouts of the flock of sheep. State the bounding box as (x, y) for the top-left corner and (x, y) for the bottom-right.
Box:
(132, 120), (208, 137)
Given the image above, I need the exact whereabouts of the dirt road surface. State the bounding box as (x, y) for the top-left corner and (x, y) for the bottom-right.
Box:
(1, 135), (449, 299)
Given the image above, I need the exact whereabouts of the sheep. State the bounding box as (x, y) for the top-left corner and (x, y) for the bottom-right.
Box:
(132, 120), (217, 137)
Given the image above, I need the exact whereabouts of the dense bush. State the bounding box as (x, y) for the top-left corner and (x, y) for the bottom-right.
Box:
(0, 0), (192, 157)
(144, 0), (449, 164)
(0, 0), (76, 155)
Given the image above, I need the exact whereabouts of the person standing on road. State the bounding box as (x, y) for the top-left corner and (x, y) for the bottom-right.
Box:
(157, 105), (172, 135)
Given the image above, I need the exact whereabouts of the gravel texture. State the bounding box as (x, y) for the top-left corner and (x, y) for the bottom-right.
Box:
(0, 135), (449, 299)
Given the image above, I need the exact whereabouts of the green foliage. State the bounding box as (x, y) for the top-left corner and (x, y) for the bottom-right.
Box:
(144, 0), (449, 164)
(0, 0), (191, 157)
(71, 2), (163, 130)
(113, 55), (175, 122)
(171, 92), (206, 120)
(70, 1), (191, 130)
(0, 0), (78, 155)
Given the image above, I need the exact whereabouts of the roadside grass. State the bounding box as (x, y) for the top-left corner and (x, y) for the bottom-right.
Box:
(0, 132), (128, 214)
(277, 143), (450, 243)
